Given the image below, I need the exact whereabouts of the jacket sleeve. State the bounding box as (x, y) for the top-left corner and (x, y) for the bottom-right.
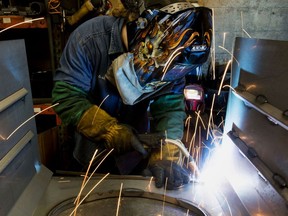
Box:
(52, 80), (93, 126)
(150, 93), (187, 140)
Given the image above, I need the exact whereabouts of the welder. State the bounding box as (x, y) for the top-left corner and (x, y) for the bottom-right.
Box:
(52, 0), (212, 190)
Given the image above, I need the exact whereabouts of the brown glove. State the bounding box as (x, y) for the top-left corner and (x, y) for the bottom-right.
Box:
(77, 105), (147, 156)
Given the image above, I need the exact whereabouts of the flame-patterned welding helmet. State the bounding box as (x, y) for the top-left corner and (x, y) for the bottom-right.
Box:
(126, 1), (212, 88)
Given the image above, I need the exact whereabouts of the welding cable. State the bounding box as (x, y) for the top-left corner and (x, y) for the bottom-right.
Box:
(165, 138), (195, 163)
(165, 138), (200, 178)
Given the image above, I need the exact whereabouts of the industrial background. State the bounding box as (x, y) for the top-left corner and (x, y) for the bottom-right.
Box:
(200, 0), (288, 64)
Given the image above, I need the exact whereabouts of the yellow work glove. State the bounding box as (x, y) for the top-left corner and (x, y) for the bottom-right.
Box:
(77, 105), (147, 156)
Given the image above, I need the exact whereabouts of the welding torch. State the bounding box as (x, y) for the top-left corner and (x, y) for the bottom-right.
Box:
(139, 134), (200, 179)
(164, 138), (200, 179)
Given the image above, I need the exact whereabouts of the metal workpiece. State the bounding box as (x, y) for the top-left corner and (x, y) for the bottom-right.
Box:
(222, 37), (288, 215)
(33, 174), (244, 216)
(0, 39), (44, 216)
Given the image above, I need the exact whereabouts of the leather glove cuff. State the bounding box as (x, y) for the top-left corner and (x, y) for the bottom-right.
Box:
(77, 105), (147, 156)
(77, 105), (117, 142)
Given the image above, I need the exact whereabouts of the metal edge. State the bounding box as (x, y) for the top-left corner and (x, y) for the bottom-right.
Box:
(8, 165), (53, 216)
(0, 88), (28, 113)
(0, 130), (34, 173)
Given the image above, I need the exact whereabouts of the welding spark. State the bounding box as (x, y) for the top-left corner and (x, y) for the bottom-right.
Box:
(116, 183), (123, 216)
(3, 103), (59, 140)
(188, 112), (200, 154)
(241, 11), (252, 38)
(211, 8), (216, 80)
(161, 46), (184, 81)
(184, 115), (193, 142)
(222, 32), (227, 47)
(92, 94), (109, 124)
(145, 176), (154, 192)
(0, 17), (45, 34)
(222, 85), (236, 92)
(246, 84), (256, 91)
(242, 28), (252, 38)
(217, 116), (225, 128)
(218, 46), (240, 66)
(74, 149), (98, 208)
(206, 94), (216, 140)
(69, 173), (110, 216)
(74, 148), (114, 206)
(194, 111), (206, 130)
(217, 60), (232, 96)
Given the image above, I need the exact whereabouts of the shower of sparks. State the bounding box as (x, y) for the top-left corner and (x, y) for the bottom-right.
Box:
(74, 149), (98, 208)
(92, 94), (109, 124)
(200, 141), (214, 163)
(2, 103), (59, 140)
(69, 173), (110, 216)
(0, 17), (45, 34)
(116, 183), (123, 216)
(74, 148), (114, 205)
(71, 94), (114, 215)
(217, 60), (232, 96)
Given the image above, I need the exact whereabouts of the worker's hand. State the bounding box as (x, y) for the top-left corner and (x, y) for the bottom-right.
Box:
(104, 123), (148, 157)
(77, 105), (147, 157)
(148, 160), (192, 190)
(137, 132), (166, 149)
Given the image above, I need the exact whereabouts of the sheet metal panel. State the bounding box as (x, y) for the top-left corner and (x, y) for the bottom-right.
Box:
(0, 39), (51, 216)
(223, 37), (288, 213)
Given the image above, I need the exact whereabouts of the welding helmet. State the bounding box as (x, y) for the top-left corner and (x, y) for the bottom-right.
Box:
(126, 1), (212, 89)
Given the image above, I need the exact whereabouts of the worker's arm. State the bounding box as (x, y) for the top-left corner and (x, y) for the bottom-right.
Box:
(52, 80), (92, 126)
(150, 93), (186, 140)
